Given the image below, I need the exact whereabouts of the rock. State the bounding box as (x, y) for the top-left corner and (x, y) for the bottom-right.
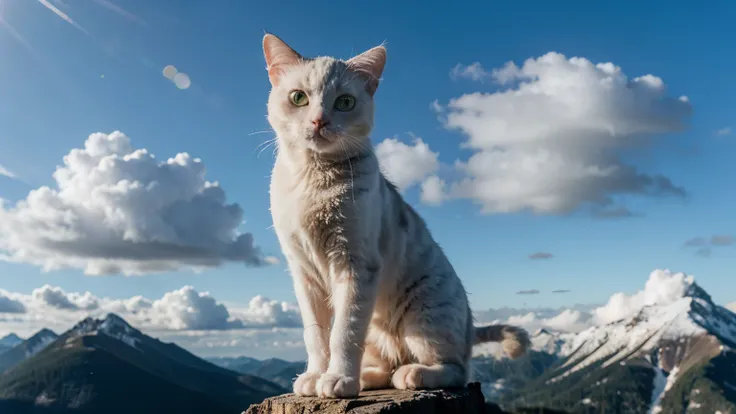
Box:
(244, 382), (495, 414)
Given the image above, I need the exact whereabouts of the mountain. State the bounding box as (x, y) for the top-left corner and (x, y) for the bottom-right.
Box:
(0, 313), (286, 414)
(474, 279), (736, 413)
(0, 334), (23, 349)
(208, 356), (304, 389)
(0, 329), (58, 373)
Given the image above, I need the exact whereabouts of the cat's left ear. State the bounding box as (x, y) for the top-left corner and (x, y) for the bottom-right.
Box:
(347, 45), (386, 96)
(263, 34), (302, 86)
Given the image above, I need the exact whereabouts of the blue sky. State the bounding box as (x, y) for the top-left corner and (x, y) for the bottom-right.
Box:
(0, 0), (734, 331)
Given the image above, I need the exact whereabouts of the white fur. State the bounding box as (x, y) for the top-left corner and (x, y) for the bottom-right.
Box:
(263, 34), (528, 399)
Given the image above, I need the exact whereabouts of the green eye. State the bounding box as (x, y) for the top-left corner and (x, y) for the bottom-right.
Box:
(334, 94), (356, 112)
(289, 90), (309, 106)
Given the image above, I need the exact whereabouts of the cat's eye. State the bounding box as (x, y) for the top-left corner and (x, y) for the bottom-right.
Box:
(289, 90), (309, 107)
(334, 94), (356, 112)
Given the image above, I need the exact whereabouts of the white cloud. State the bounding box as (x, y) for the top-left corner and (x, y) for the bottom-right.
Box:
(0, 131), (267, 275)
(715, 127), (731, 136)
(376, 136), (439, 191)
(31, 285), (99, 310)
(148, 286), (239, 330)
(0, 165), (16, 179)
(727, 302), (736, 313)
(431, 52), (691, 215)
(499, 309), (590, 333)
(420, 176), (446, 205)
(592, 269), (691, 325)
(0, 285), (301, 337)
(450, 62), (491, 82)
(233, 295), (301, 329)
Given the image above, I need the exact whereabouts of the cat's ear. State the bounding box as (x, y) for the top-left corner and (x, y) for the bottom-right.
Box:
(263, 34), (302, 86)
(347, 45), (386, 96)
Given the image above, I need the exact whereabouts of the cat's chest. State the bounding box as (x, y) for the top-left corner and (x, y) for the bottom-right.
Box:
(271, 168), (351, 263)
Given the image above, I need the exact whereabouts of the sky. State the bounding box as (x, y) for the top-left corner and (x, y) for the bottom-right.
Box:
(0, 0), (734, 358)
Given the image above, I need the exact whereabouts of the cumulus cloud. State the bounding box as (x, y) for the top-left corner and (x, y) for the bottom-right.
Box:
(516, 289), (540, 295)
(0, 131), (267, 275)
(376, 136), (439, 191)
(529, 252), (553, 260)
(234, 296), (301, 328)
(592, 269), (691, 325)
(430, 52), (691, 215)
(0, 290), (26, 313)
(0, 284), (301, 337)
(420, 176), (446, 205)
(149, 286), (239, 330)
(32, 285), (99, 310)
(715, 127), (732, 137)
(0, 165), (16, 179)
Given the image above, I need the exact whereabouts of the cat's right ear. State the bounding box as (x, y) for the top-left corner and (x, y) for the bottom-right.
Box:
(263, 34), (302, 87)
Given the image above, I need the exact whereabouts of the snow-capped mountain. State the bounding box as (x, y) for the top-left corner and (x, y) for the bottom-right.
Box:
(474, 273), (736, 413)
(0, 313), (286, 414)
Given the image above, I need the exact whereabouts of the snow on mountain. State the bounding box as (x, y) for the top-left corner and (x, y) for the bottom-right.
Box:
(67, 313), (142, 350)
(0, 333), (23, 348)
(25, 329), (58, 358)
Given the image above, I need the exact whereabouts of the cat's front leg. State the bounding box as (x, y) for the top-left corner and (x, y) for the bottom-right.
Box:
(316, 264), (379, 398)
(291, 269), (332, 396)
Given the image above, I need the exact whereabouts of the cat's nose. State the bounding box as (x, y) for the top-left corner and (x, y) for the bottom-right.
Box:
(312, 118), (330, 130)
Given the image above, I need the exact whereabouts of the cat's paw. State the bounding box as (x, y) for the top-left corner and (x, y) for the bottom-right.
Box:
(293, 372), (321, 396)
(316, 373), (360, 398)
(391, 364), (427, 390)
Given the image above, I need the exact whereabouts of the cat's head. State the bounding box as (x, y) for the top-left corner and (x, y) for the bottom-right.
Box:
(262, 34), (386, 158)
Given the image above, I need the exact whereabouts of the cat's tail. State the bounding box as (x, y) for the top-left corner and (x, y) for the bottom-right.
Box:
(473, 324), (530, 359)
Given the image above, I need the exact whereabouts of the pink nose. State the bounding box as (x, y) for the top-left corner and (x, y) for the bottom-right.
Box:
(312, 118), (330, 130)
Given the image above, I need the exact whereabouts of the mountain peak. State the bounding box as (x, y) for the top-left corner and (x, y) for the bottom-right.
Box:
(0, 333), (23, 347)
(67, 313), (142, 350)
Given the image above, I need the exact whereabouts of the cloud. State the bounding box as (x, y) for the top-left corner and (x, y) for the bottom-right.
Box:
(430, 52), (691, 216)
(492, 308), (591, 333)
(450, 62), (491, 82)
(592, 269), (691, 325)
(263, 256), (280, 265)
(420, 176), (446, 205)
(0, 131), (267, 275)
(148, 286), (239, 330)
(528, 252), (554, 260)
(376, 136), (439, 191)
(695, 247), (711, 257)
(0, 290), (26, 313)
(727, 302), (736, 313)
(710, 234), (734, 246)
(552, 289), (571, 294)
(0, 285), (301, 337)
(715, 127), (732, 137)
(684, 234), (734, 257)
(0, 165), (16, 179)
(31, 285), (99, 310)
(684, 237), (708, 247)
(234, 296), (301, 329)
(516, 289), (540, 295)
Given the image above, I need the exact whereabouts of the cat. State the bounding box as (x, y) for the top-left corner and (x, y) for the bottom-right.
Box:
(263, 33), (530, 399)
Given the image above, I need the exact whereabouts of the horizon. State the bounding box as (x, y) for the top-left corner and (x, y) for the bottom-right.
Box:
(0, 1), (735, 359)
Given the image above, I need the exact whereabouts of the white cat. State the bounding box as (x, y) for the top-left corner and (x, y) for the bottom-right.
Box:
(263, 33), (529, 399)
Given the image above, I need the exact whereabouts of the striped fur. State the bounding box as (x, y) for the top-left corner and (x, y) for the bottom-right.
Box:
(263, 34), (529, 398)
